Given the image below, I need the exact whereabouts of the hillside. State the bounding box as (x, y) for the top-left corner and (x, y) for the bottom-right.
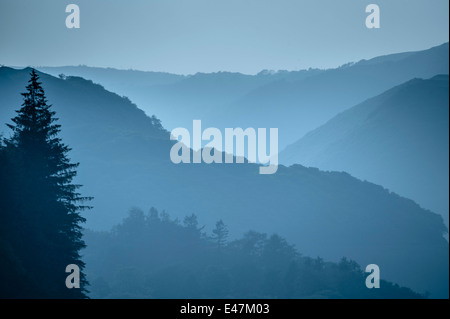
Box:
(38, 43), (449, 150)
(0, 67), (448, 297)
(280, 75), (449, 227)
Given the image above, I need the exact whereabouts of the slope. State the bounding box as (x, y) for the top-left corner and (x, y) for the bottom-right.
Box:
(280, 75), (449, 228)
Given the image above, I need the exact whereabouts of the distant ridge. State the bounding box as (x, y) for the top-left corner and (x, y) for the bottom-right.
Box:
(37, 42), (449, 150)
(280, 75), (450, 228)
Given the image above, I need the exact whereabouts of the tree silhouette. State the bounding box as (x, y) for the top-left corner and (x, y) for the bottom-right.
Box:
(212, 219), (229, 250)
(183, 213), (204, 238)
(0, 69), (91, 298)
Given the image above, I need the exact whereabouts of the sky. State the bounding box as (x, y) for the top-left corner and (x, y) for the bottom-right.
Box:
(0, 0), (448, 74)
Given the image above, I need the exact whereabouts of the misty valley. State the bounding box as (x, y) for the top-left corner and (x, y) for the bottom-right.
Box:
(0, 42), (449, 300)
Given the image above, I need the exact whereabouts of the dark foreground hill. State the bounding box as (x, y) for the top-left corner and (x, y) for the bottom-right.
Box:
(0, 67), (448, 297)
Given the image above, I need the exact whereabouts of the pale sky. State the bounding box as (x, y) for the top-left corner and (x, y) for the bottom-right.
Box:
(0, 0), (448, 74)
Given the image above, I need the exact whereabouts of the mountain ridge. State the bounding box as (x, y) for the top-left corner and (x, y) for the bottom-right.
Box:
(0, 66), (448, 298)
(280, 74), (449, 228)
(35, 42), (449, 150)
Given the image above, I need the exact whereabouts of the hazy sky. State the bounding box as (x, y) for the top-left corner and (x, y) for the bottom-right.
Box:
(0, 0), (448, 74)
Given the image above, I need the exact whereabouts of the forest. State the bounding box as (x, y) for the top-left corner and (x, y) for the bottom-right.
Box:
(84, 207), (424, 299)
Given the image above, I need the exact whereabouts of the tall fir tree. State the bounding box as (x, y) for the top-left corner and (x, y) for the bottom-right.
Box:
(0, 69), (91, 298)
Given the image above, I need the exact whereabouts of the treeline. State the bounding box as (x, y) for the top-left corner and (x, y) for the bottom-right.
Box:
(84, 207), (424, 299)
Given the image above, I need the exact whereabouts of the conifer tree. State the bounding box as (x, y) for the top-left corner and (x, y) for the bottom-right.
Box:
(1, 69), (91, 298)
(212, 219), (229, 250)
